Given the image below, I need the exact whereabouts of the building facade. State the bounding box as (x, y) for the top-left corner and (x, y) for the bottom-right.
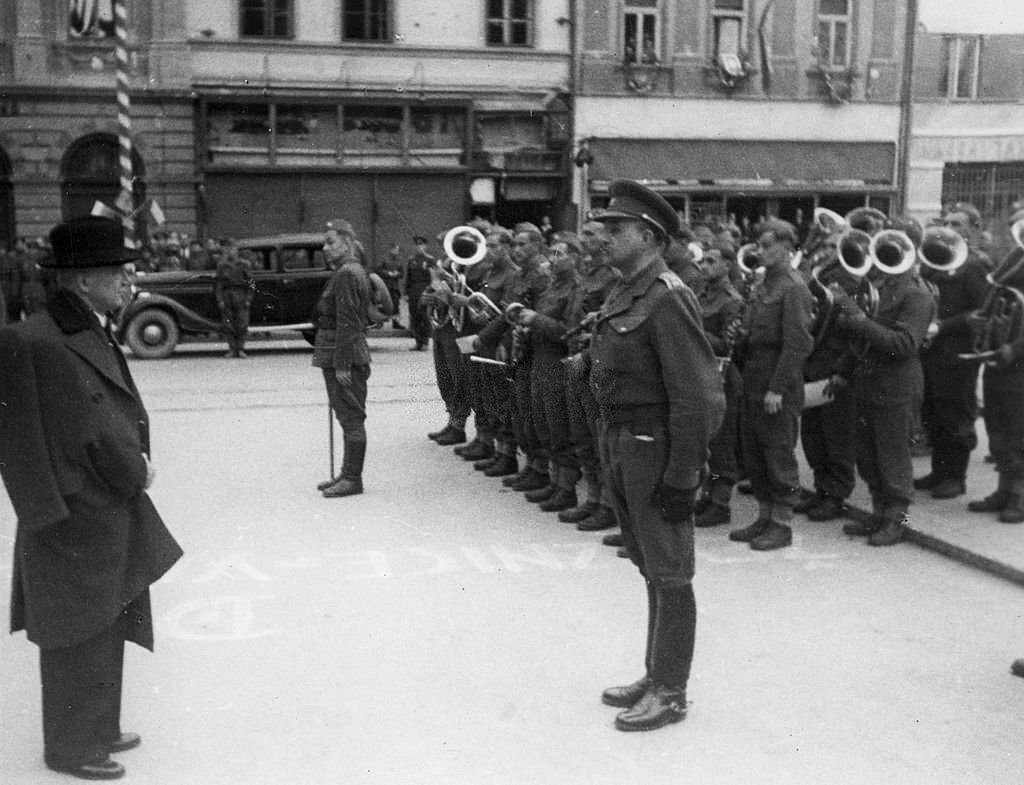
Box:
(908, 29), (1024, 256)
(573, 0), (909, 231)
(0, 1), (573, 260)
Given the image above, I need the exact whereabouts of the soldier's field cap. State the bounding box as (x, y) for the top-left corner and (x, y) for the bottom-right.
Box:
(593, 179), (679, 239)
(44, 216), (140, 269)
(325, 218), (355, 236)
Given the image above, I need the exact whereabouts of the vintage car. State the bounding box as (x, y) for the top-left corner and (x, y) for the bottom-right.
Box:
(118, 233), (331, 358)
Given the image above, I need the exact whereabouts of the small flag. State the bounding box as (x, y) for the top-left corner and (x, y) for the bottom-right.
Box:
(148, 199), (166, 226)
(90, 200), (120, 220)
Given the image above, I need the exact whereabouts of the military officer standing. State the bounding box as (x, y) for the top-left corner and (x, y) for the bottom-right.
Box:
(590, 180), (724, 732)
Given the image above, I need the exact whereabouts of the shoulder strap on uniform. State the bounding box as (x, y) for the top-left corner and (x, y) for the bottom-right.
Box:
(657, 271), (685, 291)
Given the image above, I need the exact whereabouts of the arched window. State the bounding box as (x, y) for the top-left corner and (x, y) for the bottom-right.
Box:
(0, 147), (12, 249)
(61, 134), (146, 221)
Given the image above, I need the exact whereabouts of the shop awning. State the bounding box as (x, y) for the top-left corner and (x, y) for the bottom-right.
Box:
(589, 139), (895, 186)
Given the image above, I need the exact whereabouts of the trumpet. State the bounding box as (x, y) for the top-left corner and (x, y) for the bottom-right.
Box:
(465, 291), (504, 323)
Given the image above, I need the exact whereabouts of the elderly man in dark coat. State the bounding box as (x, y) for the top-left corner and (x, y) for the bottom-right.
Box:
(0, 216), (183, 780)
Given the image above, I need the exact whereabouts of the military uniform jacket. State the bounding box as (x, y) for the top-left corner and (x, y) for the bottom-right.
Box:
(837, 272), (936, 407)
(590, 255), (725, 488)
(0, 290), (183, 650)
(312, 256), (372, 371)
(403, 252), (435, 298)
(529, 271), (579, 363)
(922, 253), (990, 366)
(699, 279), (744, 357)
(740, 266), (814, 406)
(983, 248), (1024, 381)
(476, 260), (550, 351)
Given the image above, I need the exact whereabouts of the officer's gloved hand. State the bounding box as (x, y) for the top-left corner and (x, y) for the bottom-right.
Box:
(655, 482), (696, 524)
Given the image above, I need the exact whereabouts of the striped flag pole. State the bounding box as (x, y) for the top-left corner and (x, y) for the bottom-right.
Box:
(113, 0), (135, 248)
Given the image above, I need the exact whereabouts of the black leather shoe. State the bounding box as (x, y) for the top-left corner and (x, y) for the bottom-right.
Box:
(578, 506), (616, 531)
(322, 476), (364, 497)
(695, 503), (730, 527)
(453, 439), (476, 457)
(750, 522), (792, 551)
(868, 517), (905, 546)
(558, 500), (599, 523)
(999, 495), (1024, 524)
(485, 455), (519, 477)
(968, 490), (1010, 513)
(913, 473), (943, 490)
(843, 514), (883, 537)
(47, 757), (125, 780)
(729, 518), (770, 543)
(515, 472), (550, 492)
(602, 532), (624, 547)
(807, 496), (847, 522)
(524, 484), (557, 503)
(602, 675), (652, 708)
(435, 428), (467, 446)
(107, 733), (141, 754)
(317, 476), (339, 491)
(614, 684), (687, 732)
(474, 455), (498, 471)
(931, 478), (965, 499)
(540, 489), (577, 512)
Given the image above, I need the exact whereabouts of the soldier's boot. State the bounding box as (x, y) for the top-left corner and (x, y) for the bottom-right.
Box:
(968, 472), (1012, 512)
(427, 419), (452, 441)
(729, 503), (772, 542)
(999, 494), (1024, 524)
(602, 676), (652, 708)
(505, 465), (536, 488)
(868, 515), (906, 546)
(750, 521), (792, 551)
(560, 465), (601, 522)
(453, 437), (479, 457)
(524, 482), (557, 503)
(577, 505), (617, 531)
(322, 438), (365, 497)
(461, 438), (494, 461)
(694, 503), (730, 528)
(435, 424), (467, 446)
(540, 467), (579, 512)
(614, 684), (687, 732)
(516, 459), (551, 492)
(842, 512), (884, 537)
(485, 447), (519, 477)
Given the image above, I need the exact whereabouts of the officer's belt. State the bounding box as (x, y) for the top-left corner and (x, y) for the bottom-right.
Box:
(600, 403), (669, 426)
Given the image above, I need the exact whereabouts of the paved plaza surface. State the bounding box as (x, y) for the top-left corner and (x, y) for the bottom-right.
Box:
(1, 336), (1022, 785)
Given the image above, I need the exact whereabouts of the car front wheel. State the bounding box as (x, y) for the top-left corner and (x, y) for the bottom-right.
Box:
(124, 308), (181, 359)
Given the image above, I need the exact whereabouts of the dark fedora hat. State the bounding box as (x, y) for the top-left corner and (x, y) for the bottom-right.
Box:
(593, 179), (680, 239)
(44, 216), (141, 269)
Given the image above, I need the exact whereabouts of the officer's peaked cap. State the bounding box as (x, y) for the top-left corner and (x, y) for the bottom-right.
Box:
(45, 216), (140, 269)
(593, 179), (679, 239)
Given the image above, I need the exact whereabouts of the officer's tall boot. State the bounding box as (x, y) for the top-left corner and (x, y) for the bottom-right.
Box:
(602, 580), (657, 709)
(323, 437), (365, 497)
(614, 582), (692, 731)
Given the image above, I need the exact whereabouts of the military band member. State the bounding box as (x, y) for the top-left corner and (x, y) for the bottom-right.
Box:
(561, 220), (619, 531)
(967, 215), (1024, 523)
(830, 248), (937, 545)
(517, 236), (582, 512)
(794, 232), (859, 522)
(728, 220), (814, 551)
(915, 207), (990, 499)
(590, 180), (724, 732)
(694, 245), (745, 528)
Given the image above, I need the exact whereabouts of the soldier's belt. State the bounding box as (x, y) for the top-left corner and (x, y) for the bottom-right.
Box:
(600, 403), (669, 426)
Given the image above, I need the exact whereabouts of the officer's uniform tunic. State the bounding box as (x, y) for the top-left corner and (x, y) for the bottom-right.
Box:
(591, 257), (724, 584)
